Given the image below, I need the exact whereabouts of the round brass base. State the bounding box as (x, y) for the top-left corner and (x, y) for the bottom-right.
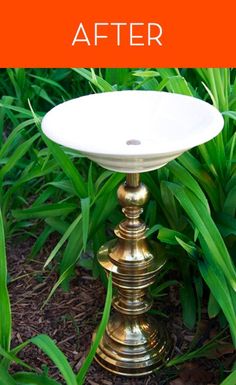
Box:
(94, 314), (171, 377)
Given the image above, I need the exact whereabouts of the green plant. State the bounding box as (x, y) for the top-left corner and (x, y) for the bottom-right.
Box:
(0, 68), (235, 384)
(0, 207), (112, 384)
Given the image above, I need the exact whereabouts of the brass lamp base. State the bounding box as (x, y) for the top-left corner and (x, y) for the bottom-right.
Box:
(94, 173), (171, 376)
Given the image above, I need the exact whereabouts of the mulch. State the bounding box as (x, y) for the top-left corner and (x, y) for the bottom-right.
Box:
(7, 238), (235, 385)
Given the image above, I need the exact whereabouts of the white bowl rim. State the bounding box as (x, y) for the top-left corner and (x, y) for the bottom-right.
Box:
(41, 90), (224, 158)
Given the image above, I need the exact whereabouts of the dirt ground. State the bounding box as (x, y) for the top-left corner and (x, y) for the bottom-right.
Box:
(8, 238), (235, 385)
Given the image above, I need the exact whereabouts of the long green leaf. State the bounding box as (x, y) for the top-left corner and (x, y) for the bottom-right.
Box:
(0, 209), (11, 351)
(180, 284), (196, 330)
(0, 345), (33, 370)
(42, 134), (87, 198)
(60, 181), (119, 276)
(208, 292), (221, 319)
(44, 173), (122, 272)
(0, 118), (35, 159)
(157, 225), (195, 248)
(31, 335), (77, 385)
(178, 152), (219, 210)
(81, 197), (90, 251)
(76, 273), (112, 384)
(93, 172), (124, 203)
(220, 371), (236, 385)
(0, 367), (17, 385)
(13, 372), (61, 385)
(30, 226), (54, 259)
(199, 260), (236, 346)
(8, 335), (76, 385)
(0, 133), (40, 179)
(166, 182), (236, 290)
(167, 330), (224, 367)
(0, 96), (14, 146)
(157, 70), (193, 96)
(59, 220), (83, 277)
(12, 203), (77, 220)
(31, 85), (56, 106)
(43, 265), (75, 305)
(222, 111), (236, 120)
(72, 68), (113, 92)
(29, 73), (70, 97)
(44, 214), (82, 268)
(167, 160), (210, 212)
(0, 103), (36, 118)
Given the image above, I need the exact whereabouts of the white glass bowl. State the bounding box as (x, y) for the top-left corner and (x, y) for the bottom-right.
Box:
(42, 91), (224, 173)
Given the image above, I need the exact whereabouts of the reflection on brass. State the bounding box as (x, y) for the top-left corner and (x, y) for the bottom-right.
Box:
(94, 173), (171, 376)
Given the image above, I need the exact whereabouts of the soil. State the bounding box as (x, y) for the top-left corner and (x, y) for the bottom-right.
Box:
(8, 238), (235, 385)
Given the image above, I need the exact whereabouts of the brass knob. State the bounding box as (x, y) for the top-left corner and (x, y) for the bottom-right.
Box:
(117, 182), (149, 208)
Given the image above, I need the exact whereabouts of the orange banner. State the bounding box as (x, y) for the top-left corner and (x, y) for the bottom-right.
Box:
(0, 0), (235, 67)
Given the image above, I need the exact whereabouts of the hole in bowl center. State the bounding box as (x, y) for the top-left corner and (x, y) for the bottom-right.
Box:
(126, 139), (141, 145)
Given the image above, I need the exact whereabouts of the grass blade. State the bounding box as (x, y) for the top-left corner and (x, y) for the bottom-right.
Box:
(42, 134), (87, 198)
(81, 197), (90, 251)
(167, 160), (210, 212)
(0, 209), (11, 351)
(179, 258), (197, 330)
(13, 372), (61, 385)
(199, 259), (236, 346)
(0, 367), (17, 385)
(30, 226), (54, 259)
(0, 133), (40, 179)
(0, 345), (33, 370)
(44, 214), (82, 268)
(178, 152), (219, 210)
(12, 203), (77, 220)
(72, 68), (113, 92)
(43, 265), (75, 305)
(76, 273), (112, 384)
(0, 118), (35, 159)
(31, 335), (77, 385)
(166, 182), (236, 290)
(220, 371), (236, 385)
(0, 103), (36, 118)
(167, 330), (224, 367)
(29, 73), (70, 95)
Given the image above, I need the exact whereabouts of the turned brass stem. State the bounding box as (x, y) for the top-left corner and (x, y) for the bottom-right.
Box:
(94, 173), (171, 376)
(126, 173), (140, 187)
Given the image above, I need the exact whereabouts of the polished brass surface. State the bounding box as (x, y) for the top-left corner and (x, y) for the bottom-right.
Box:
(126, 173), (140, 187)
(94, 173), (171, 376)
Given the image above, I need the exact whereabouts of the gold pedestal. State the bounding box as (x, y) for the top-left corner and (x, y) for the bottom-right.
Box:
(95, 173), (171, 376)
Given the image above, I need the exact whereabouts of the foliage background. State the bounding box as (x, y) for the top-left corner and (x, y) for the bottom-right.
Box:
(0, 68), (235, 384)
